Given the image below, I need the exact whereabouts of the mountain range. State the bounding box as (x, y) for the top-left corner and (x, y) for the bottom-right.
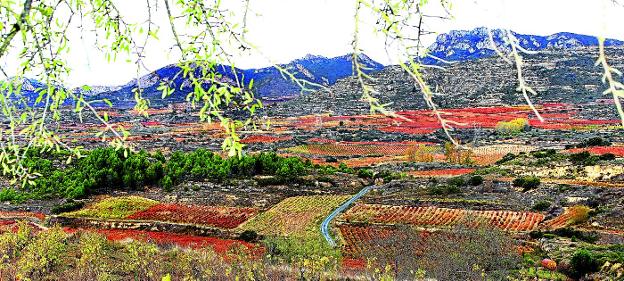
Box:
(12, 53), (384, 108)
(7, 27), (624, 109)
(269, 45), (624, 120)
(421, 27), (624, 64)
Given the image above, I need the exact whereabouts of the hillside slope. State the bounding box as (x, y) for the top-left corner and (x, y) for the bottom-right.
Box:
(267, 47), (624, 119)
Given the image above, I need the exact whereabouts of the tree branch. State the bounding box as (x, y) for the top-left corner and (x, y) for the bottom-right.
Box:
(0, 0), (33, 58)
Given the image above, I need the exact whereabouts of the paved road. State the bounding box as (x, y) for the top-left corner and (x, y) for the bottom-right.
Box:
(320, 185), (378, 247)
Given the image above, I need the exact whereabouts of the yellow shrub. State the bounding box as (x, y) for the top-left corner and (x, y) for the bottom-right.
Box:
(496, 118), (529, 135)
(444, 142), (475, 165)
(406, 144), (436, 162)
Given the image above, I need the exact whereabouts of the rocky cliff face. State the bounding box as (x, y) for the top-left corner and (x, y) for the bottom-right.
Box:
(267, 47), (624, 119)
(421, 27), (624, 64)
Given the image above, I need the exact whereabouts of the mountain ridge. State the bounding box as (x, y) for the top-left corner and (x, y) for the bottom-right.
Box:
(9, 53), (384, 108)
(421, 27), (624, 64)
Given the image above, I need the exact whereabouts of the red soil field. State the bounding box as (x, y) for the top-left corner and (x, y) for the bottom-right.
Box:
(240, 135), (293, 144)
(300, 105), (621, 135)
(140, 121), (162, 127)
(566, 146), (624, 157)
(306, 137), (336, 143)
(127, 204), (258, 229)
(0, 220), (15, 226)
(341, 204), (545, 232)
(94, 229), (259, 254)
(342, 258), (367, 269)
(0, 211), (46, 221)
(0, 219), (45, 234)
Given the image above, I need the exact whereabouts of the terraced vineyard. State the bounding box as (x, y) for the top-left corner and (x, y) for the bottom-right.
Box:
(62, 197), (259, 229)
(127, 204), (259, 229)
(340, 204), (545, 232)
(540, 205), (591, 230)
(339, 224), (410, 258)
(286, 142), (434, 157)
(90, 229), (259, 254)
(239, 195), (351, 238)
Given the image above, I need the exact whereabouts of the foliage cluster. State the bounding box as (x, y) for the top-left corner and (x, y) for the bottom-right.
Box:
(529, 227), (598, 243)
(64, 196), (158, 219)
(568, 151), (614, 166)
(0, 224), (344, 280)
(495, 118), (529, 135)
(567, 137), (612, 149)
(444, 142), (474, 165)
(427, 184), (461, 196)
(531, 200), (552, 212)
(4, 148), (165, 200)
(405, 144), (436, 162)
(513, 176), (541, 191)
(0, 148), (336, 201)
(162, 149), (312, 190)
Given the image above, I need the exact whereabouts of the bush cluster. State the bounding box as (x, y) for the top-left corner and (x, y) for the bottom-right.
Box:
(569, 151), (614, 166)
(2, 148), (343, 200)
(531, 200), (551, 211)
(24, 148), (164, 199)
(495, 118), (529, 135)
(428, 184), (461, 195)
(565, 137), (611, 149)
(512, 176), (541, 191)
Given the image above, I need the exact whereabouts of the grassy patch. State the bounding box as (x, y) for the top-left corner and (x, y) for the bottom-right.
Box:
(64, 196), (158, 219)
(518, 267), (567, 280)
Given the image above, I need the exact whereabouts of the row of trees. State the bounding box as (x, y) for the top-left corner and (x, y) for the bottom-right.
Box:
(4, 148), (337, 200)
(162, 149), (313, 190)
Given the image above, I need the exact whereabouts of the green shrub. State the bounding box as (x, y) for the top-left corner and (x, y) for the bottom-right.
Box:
(552, 228), (599, 243)
(495, 153), (517, 164)
(375, 170), (401, 183)
(531, 200), (551, 211)
(569, 151), (600, 166)
(161, 176), (174, 192)
(576, 137), (610, 148)
(0, 188), (30, 203)
(513, 176), (541, 191)
(428, 185), (461, 196)
(569, 249), (600, 278)
(357, 168), (374, 179)
(51, 200), (85, 214)
(599, 153), (616, 161)
(263, 236), (340, 263)
(468, 175), (484, 186)
(4, 148), (352, 200)
(16, 227), (67, 280)
(447, 176), (466, 187)
(338, 162), (354, 174)
(239, 230), (258, 242)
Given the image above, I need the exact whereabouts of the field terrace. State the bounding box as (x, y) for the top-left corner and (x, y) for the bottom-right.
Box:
(52, 102), (624, 180)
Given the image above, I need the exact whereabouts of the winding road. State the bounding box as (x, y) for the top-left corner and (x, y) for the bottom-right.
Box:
(320, 185), (378, 247)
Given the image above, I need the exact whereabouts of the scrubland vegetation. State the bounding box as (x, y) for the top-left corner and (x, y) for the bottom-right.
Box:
(0, 148), (348, 202)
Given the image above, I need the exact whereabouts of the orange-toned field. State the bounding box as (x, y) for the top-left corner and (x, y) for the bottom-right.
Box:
(340, 204), (545, 232)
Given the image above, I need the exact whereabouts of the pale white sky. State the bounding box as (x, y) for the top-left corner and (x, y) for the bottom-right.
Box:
(4, 0), (624, 87)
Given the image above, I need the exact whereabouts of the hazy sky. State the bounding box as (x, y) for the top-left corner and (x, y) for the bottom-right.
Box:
(5, 0), (624, 87)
